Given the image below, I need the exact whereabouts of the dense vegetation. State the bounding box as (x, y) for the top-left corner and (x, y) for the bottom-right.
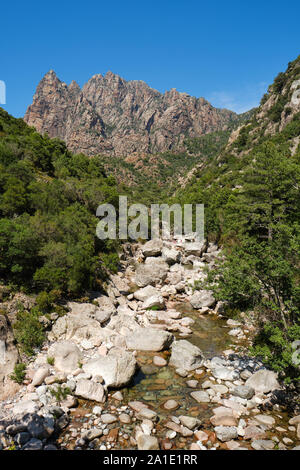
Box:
(1, 57), (299, 381)
(175, 57), (300, 384)
(0, 107), (122, 298)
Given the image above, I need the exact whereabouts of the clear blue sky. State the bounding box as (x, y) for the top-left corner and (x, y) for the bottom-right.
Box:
(1, 0), (300, 117)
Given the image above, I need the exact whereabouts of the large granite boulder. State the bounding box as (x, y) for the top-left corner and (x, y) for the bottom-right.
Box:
(143, 294), (165, 310)
(49, 312), (110, 346)
(135, 261), (169, 287)
(125, 328), (173, 351)
(133, 286), (159, 302)
(75, 379), (106, 403)
(161, 247), (181, 265)
(184, 240), (207, 257)
(48, 341), (82, 374)
(142, 239), (163, 257)
(189, 290), (215, 309)
(245, 369), (280, 394)
(169, 340), (204, 371)
(83, 348), (137, 388)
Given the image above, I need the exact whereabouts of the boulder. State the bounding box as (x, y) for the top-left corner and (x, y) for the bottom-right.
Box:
(232, 385), (255, 400)
(189, 290), (215, 309)
(254, 414), (275, 428)
(215, 426), (238, 442)
(179, 416), (201, 430)
(101, 414), (118, 424)
(210, 408), (238, 426)
(125, 328), (173, 352)
(83, 349), (137, 388)
(244, 425), (266, 440)
(142, 239), (163, 257)
(160, 285), (177, 297)
(143, 294), (165, 310)
(251, 439), (275, 450)
(31, 366), (50, 387)
(133, 286), (158, 302)
(211, 367), (239, 381)
(166, 271), (182, 285)
(22, 438), (43, 450)
(48, 341), (82, 374)
(135, 261), (169, 287)
(153, 356), (167, 367)
(136, 408), (158, 421)
(109, 275), (131, 295)
(161, 247), (180, 265)
(75, 379), (106, 403)
(245, 369), (280, 394)
(169, 340), (204, 371)
(67, 302), (96, 316)
(13, 400), (40, 416)
(49, 313), (108, 346)
(184, 240), (207, 257)
(94, 296), (116, 324)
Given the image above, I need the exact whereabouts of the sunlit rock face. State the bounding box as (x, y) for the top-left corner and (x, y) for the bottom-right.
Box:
(24, 70), (238, 157)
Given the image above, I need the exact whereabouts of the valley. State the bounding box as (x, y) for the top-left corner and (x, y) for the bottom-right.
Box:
(0, 54), (299, 452)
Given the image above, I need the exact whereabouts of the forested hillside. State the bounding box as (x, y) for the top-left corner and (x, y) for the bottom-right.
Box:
(174, 56), (300, 383)
(0, 108), (123, 298)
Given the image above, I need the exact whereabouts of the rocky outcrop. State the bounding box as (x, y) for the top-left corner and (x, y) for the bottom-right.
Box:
(24, 70), (238, 157)
(0, 315), (19, 400)
(226, 55), (300, 155)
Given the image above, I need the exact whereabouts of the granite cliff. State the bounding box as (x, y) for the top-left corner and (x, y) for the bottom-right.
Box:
(24, 70), (239, 156)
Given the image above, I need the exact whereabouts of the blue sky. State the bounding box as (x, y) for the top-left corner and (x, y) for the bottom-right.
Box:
(1, 0), (300, 117)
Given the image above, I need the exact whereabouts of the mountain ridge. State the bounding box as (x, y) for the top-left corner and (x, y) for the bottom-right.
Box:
(24, 70), (240, 157)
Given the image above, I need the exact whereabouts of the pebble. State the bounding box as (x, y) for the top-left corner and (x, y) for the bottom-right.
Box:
(175, 368), (188, 377)
(153, 356), (167, 367)
(101, 414), (118, 424)
(119, 413), (131, 424)
(163, 400), (180, 410)
(186, 380), (198, 388)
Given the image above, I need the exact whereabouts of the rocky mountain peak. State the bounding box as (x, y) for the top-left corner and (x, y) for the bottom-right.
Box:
(24, 70), (240, 156)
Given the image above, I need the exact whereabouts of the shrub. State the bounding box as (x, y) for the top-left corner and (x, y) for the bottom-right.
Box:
(50, 385), (71, 403)
(47, 356), (55, 366)
(251, 323), (300, 384)
(13, 307), (45, 356)
(10, 363), (26, 384)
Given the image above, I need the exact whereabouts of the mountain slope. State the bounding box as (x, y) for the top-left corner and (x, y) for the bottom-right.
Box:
(174, 56), (300, 382)
(24, 70), (240, 156)
(0, 107), (124, 296)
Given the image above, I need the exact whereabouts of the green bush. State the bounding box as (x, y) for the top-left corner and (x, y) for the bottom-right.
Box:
(13, 307), (45, 356)
(251, 323), (300, 384)
(10, 363), (26, 384)
(0, 107), (123, 296)
(50, 385), (71, 403)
